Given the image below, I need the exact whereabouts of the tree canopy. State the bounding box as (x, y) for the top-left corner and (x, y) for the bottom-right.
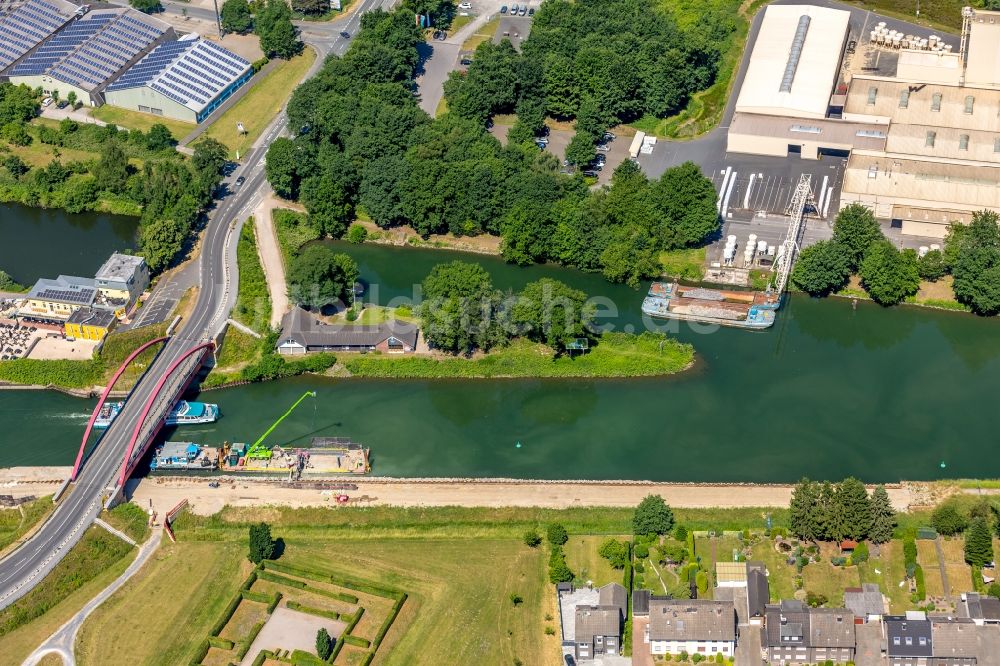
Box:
(287, 244), (359, 310)
(220, 0), (253, 33)
(419, 261), (499, 353)
(791, 240), (851, 296)
(965, 517), (994, 568)
(256, 0), (302, 58)
(248, 522), (274, 563)
(833, 203), (883, 269)
(949, 211), (1000, 315)
(859, 240), (919, 306)
(633, 494), (675, 536)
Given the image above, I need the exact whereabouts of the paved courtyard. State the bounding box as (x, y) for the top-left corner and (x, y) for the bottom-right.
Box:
(239, 606), (346, 666)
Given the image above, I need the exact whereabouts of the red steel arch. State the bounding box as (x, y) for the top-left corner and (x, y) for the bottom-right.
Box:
(71, 336), (169, 482)
(116, 341), (215, 488)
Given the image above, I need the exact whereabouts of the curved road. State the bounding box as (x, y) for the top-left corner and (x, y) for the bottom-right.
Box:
(0, 0), (395, 612)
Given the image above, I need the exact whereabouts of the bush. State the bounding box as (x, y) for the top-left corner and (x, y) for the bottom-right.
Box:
(932, 502), (968, 536)
(674, 524), (688, 541)
(634, 543), (649, 559)
(510, 593), (523, 606)
(523, 530), (542, 547)
(598, 538), (630, 569)
(851, 541), (870, 565)
(342, 634), (371, 648)
(806, 591), (828, 607)
(207, 636), (235, 650)
(346, 223), (368, 244)
(547, 524), (568, 546)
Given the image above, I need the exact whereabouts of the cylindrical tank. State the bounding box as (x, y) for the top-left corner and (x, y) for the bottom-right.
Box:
(748, 233), (758, 249)
(930, 243), (941, 251)
(870, 29), (877, 42)
(918, 246), (929, 258)
(767, 245), (776, 256)
(727, 234), (737, 245)
(757, 240), (768, 254)
(723, 246), (735, 260)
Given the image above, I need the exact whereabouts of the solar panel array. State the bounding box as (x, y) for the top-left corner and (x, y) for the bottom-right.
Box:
(0, 0), (74, 71)
(11, 9), (168, 91)
(37, 287), (95, 305)
(107, 37), (251, 113)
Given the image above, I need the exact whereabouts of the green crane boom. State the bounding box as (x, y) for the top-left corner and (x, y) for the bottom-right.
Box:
(247, 390), (317, 456)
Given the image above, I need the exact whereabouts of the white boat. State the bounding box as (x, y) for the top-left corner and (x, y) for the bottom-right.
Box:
(94, 400), (219, 429)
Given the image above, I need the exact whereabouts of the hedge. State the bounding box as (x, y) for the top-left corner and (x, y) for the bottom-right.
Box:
(242, 589), (273, 604)
(236, 621), (265, 659)
(345, 606), (365, 635)
(357, 653), (375, 666)
(371, 593), (407, 650)
(914, 565), (926, 600)
(251, 650), (275, 666)
(286, 600), (340, 620)
(258, 569), (307, 589)
(207, 635), (235, 650)
(290, 650), (328, 666)
(304, 585), (359, 605)
(343, 634), (371, 649)
(267, 591), (284, 614)
(210, 595), (243, 637)
(330, 635), (346, 660)
(189, 639), (211, 665)
(263, 559), (400, 599)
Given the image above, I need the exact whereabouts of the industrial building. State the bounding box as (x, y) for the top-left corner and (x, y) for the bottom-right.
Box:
(0, 0), (78, 72)
(727, 4), (1000, 238)
(0, 0), (252, 123)
(105, 34), (252, 123)
(7, 7), (173, 106)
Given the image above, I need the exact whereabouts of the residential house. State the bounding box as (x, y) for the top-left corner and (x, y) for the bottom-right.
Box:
(844, 583), (887, 622)
(64, 307), (116, 341)
(930, 618), (981, 665)
(276, 307), (418, 355)
(571, 583), (627, 661)
(763, 600), (855, 665)
(632, 589), (671, 617)
(712, 560), (770, 626)
(885, 612), (933, 666)
(646, 599), (737, 659)
(93, 253), (148, 313)
(960, 593), (1000, 626)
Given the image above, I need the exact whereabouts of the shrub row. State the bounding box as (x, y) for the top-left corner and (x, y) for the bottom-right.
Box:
(303, 584), (359, 605)
(263, 559), (400, 599)
(371, 592), (407, 650)
(267, 591), (284, 614)
(286, 600), (340, 620)
(241, 589), (273, 604)
(189, 639), (211, 665)
(208, 571), (258, 637)
(343, 634), (371, 649)
(914, 565), (926, 601)
(257, 569), (306, 589)
(207, 635), (235, 650)
(236, 621), (266, 659)
(290, 649), (328, 665)
(251, 649), (275, 666)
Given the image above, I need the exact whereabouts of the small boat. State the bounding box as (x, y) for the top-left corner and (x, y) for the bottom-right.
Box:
(149, 441), (218, 471)
(94, 400), (220, 429)
(641, 281), (778, 330)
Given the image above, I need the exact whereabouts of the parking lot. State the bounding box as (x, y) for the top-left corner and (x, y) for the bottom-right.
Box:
(494, 14), (533, 51)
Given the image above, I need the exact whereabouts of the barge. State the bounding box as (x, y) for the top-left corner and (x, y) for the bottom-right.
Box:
(149, 441), (219, 471)
(220, 437), (371, 476)
(641, 281), (779, 330)
(95, 400), (219, 429)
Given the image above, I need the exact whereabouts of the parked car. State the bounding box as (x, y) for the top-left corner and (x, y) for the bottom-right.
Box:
(340, 31), (351, 38)
(433, 30), (445, 40)
(564, 655), (577, 666)
(535, 141), (547, 149)
(595, 142), (611, 152)
(208, 480), (220, 488)
(582, 169), (599, 177)
(517, 5), (526, 14)
(510, 3), (518, 13)
(41, 97), (52, 107)
(527, 7), (534, 15)
(458, 1), (472, 8)
(594, 154), (606, 164)
(538, 125), (550, 137)
(535, 136), (548, 145)
(602, 131), (616, 142)
(500, 4), (508, 12)
(460, 57), (473, 66)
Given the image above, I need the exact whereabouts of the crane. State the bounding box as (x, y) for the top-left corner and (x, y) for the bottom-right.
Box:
(771, 174), (813, 297)
(243, 390), (317, 460)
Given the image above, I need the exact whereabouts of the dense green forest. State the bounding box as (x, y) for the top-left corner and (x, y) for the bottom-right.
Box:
(266, 6), (721, 287)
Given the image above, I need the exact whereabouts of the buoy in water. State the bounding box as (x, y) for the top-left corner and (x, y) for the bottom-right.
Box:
(515, 441), (522, 449)
(940, 461), (947, 469)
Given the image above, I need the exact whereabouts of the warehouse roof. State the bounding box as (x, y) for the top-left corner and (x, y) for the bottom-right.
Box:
(965, 9), (1000, 88)
(107, 34), (251, 114)
(10, 8), (170, 92)
(734, 4), (850, 119)
(0, 0), (77, 71)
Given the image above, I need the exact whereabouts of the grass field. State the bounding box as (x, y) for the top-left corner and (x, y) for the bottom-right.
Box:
(659, 247), (706, 281)
(0, 526), (136, 665)
(940, 538), (973, 596)
(75, 541), (248, 666)
(100, 502), (151, 544)
(0, 497), (53, 554)
(203, 49), (317, 159)
(91, 106), (194, 141)
(565, 536), (628, 588)
(843, 0), (964, 32)
(917, 540), (945, 598)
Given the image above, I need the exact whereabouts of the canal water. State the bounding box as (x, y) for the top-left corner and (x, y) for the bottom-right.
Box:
(2, 239), (999, 482)
(0, 202), (139, 285)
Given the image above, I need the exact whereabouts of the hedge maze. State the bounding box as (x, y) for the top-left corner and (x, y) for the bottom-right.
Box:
(193, 560), (407, 666)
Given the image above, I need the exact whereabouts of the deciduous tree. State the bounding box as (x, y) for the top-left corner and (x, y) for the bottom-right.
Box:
(287, 244), (359, 310)
(419, 261), (500, 353)
(791, 240), (851, 296)
(860, 240), (920, 305)
(950, 211), (1000, 315)
(633, 494), (674, 536)
(221, 0), (253, 33)
(833, 203), (883, 269)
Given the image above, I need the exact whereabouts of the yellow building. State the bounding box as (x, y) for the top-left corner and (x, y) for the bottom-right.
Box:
(64, 308), (116, 341)
(19, 275), (98, 324)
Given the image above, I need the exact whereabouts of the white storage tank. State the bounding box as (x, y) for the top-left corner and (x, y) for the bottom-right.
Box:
(767, 245), (776, 256)
(930, 243), (941, 251)
(757, 240), (768, 254)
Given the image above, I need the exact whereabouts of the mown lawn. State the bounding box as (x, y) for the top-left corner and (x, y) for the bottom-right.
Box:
(203, 49), (317, 159)
(74, 541), (248, 666)
(91, 106), (194, 141)
(917, 540), (945, 597)
(565, 535), (629, 588)
(100, 502), (150, 544)
(659, 247), (706, 281)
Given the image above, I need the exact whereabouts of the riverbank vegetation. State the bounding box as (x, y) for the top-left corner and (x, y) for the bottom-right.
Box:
(792, 205), (1000, 315)
(344, 332), (693, 378)
(265, 8), (721, 288)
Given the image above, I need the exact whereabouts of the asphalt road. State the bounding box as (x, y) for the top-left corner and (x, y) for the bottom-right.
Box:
(0, 0), (395, 612)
